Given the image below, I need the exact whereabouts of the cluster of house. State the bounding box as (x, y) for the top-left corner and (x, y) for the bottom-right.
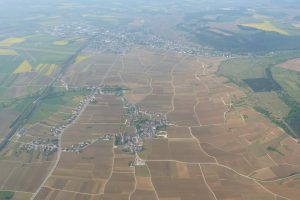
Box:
(111, 96), (168, 155)
(75, 26), (226, 57)
(23, 86), (125, 155)
(81, 85), (125, 97)
(115, 132), (144, 153)
(19, 90), (98, 156)
(123, 99), (168, 138)
(42, 22), (98, 39)
(136, 118), (168, 138)
(20, 138), (58, 155)
(19, 85), (167, 158)
(62, 134), (113, 153)
(87, 29), (133, 54)
(50, 92), (97, 138)
(129, 157), (146, 167)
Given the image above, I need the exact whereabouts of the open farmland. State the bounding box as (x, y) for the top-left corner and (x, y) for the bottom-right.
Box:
(0, 90), (89, 198)
(0, 45), (299, 200)
(272, 67), (300, 104)
(34, 48), (297, 200)
(1, 1), (300, 199)
(278, 58), (300, 72)
(0, 45), (300, 199)
(33, 94), (128, 200)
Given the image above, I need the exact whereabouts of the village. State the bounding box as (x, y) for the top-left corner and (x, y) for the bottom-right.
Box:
(19, 88), (98, 155)
(18, 85), (168, 157)
(61, 134), (113, 153)
(41, 20), (228, 57)
(20, 138), (58, 156)
(112, 96), (168, 154)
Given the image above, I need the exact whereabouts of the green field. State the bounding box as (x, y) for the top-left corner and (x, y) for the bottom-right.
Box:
(271, 67), (300, 136)
(0, 191), (14, 200)
(272, 67), (300, 104)
(28, 90), (87, 124)
(0, 56), (23, 74)
(219, 53), (300, 137)
(0, 95), (36, 115)
(218, 52), (300, 81)
(247, 92), (290, 119)
(219, 58), (269, 80)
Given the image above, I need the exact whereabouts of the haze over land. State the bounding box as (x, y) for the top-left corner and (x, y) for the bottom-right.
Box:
(0, 0), (300, 200)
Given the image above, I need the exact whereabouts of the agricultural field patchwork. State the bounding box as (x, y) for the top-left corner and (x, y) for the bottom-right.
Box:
(1, 42), (300, 199)
(35, 64), (58, 76)
(0, 1), (300, 200)
(20, 48), (298, 200)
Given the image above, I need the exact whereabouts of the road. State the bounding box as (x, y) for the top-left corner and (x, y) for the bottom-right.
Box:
(30, 100), (90, 200)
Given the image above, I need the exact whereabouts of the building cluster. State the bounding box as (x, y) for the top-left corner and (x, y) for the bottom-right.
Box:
(134, 157), (146, 166)
(112, 96), (168, 154)
(77, 27), (225, 56)
(85, 28), (214, 56)
(79, 85), (125, 97)
(19, 90), (97, 156)
(62, 134), (113, 153)
(123, 99), (168, 138)
(20, 138), (58, 155)
(41, 22), (98, 39)
(115, 133), (144, 153)
(86, 29), (134, 54)
(19, 85), (166, 158)
(50, 92), (97, 137)
(129, 156), (146, 167)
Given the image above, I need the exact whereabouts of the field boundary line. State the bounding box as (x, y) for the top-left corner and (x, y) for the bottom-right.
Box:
(145, 163), (159, 200)
(199, 164), (218, 200)
(129, 155), (137, 200)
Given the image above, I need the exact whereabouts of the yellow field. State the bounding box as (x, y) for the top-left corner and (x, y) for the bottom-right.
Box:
(96, 15), (120, 23)
(53, 40), (69, 45)
(0, 49), (18, 55)
(252, 14), (270, 19)
(75, 55), (89, 64)
(240, 21), (288, 35)
(14, 60), (32, 73)
(46, 64), (58, 76)
(35, 64), (47, 72)
(0, 37), (25, 47)
(35, 64), (57, 76)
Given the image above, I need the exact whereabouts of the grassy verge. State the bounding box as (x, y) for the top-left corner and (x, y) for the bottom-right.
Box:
(0, 191), (14, 200)
(272, 67), (300, 104)
(253, 106), (294, 137)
